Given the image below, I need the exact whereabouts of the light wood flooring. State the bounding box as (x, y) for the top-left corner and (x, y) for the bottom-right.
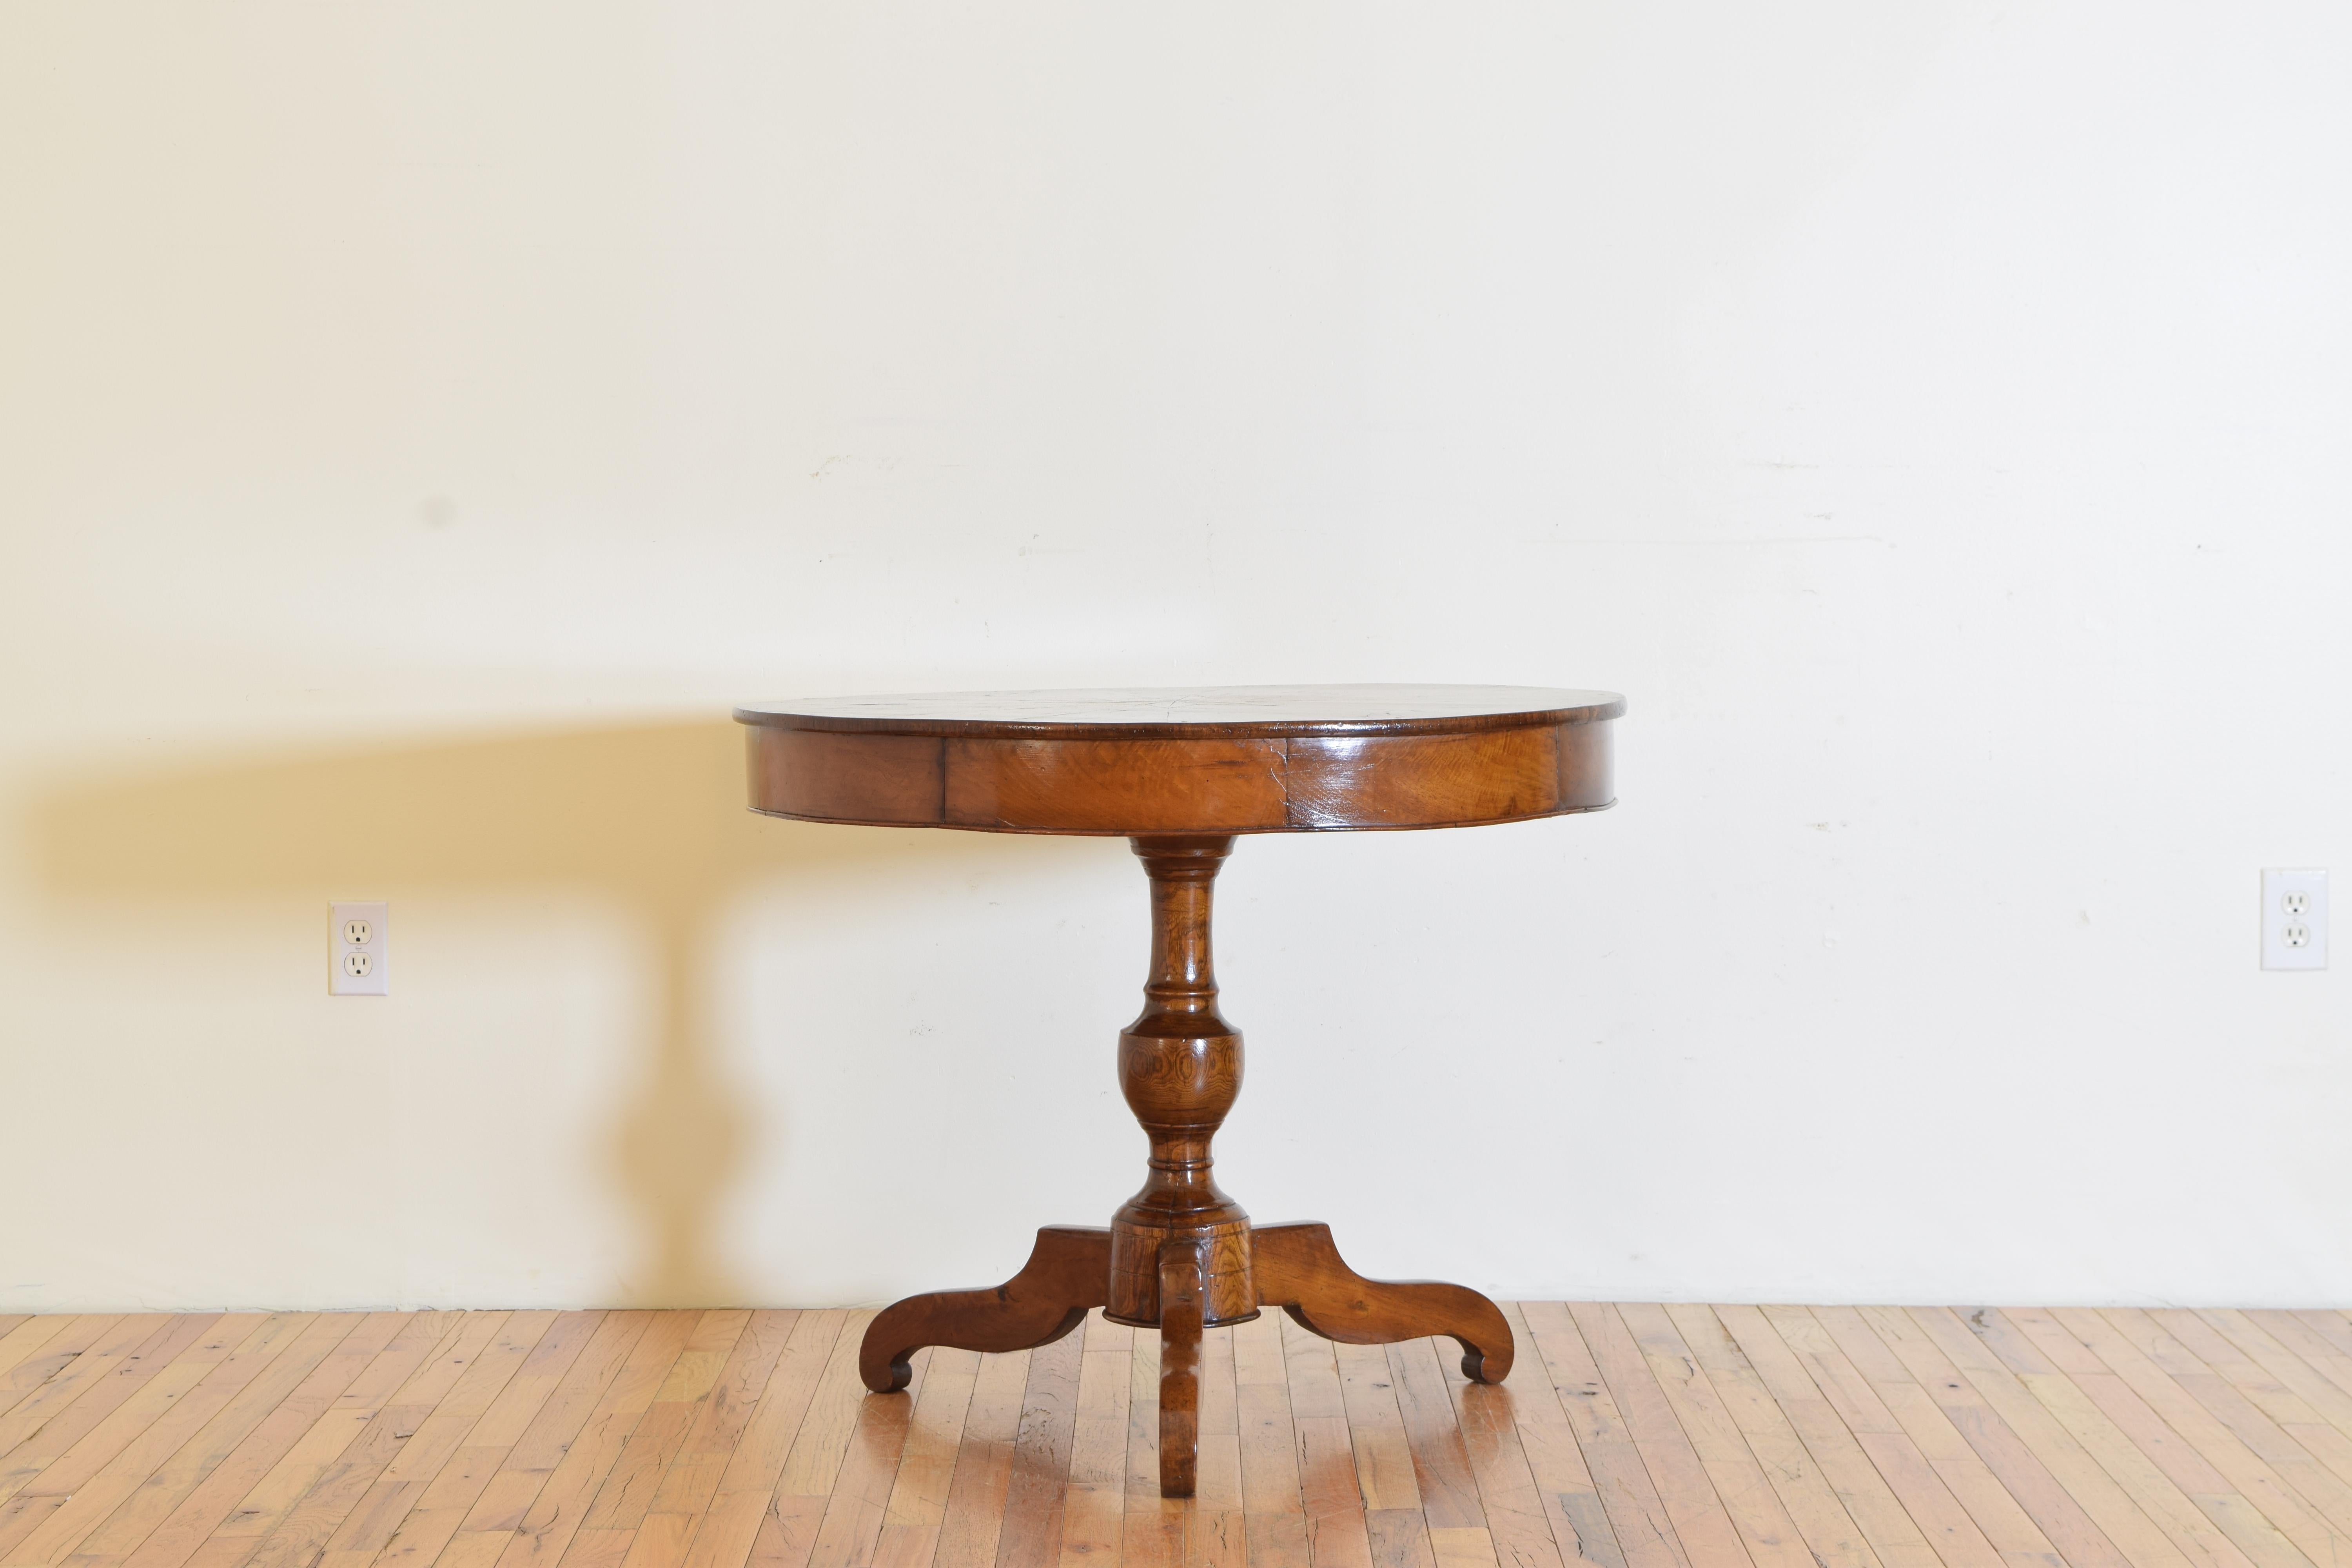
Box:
(4, 1302), (2352, 1568)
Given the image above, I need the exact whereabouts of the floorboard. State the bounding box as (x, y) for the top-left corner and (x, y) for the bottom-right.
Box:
(3, 1305), (2348, 1568)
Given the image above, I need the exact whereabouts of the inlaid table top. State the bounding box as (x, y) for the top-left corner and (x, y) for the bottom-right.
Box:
(736, 682), (1623, 835)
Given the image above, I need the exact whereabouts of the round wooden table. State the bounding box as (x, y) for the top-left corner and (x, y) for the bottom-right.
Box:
(735, 683), (1623, 1496)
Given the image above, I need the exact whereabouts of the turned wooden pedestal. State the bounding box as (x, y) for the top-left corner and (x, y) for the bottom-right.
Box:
(735, 684), (1622, 1497)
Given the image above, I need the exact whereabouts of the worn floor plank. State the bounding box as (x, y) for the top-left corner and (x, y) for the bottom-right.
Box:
(3, 1303), (2348, 1568)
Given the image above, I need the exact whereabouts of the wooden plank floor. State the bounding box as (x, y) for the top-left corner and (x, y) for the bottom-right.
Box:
(4, 1305), (2352, 1568)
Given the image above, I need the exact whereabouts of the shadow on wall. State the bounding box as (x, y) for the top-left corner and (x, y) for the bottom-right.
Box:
(28, 717), (999, 1308)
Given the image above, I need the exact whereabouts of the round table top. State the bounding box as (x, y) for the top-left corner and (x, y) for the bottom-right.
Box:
(737, 682), (1622, 836)
(734, 683), (1623, 739)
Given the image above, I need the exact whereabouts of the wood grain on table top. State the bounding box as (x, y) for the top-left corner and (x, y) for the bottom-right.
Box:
(734, 685), (1624, 739)
(737, 684), (1622, 835)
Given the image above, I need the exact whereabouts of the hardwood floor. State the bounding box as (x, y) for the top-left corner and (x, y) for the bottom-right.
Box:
(4, 1303), (2351, 1568)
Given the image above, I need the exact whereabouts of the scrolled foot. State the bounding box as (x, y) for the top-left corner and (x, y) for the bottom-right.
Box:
(1251, 1220), (1514, 1383)
(858, 1225), (1111, 1394)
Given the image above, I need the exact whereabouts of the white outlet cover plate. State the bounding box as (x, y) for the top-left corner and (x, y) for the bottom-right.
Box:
(2261, 869), (2327, 971)
(331, 900), (389, 995)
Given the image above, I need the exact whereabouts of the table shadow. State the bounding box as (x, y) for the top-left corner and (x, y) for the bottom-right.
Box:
(24, 716), (1006, 1307)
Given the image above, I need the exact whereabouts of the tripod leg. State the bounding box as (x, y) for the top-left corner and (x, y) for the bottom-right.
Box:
(1252, 1221), (1513, 1383)
(1157, 1237), (1209, 1498)
(859, 1225), (1111, 1393)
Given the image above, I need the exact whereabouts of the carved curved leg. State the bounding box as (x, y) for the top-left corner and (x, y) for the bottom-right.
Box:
(1252, 1221), (1514, 1383)
(859, 1225), (1111, 1394)
(1157, 1238), (1207, 1497)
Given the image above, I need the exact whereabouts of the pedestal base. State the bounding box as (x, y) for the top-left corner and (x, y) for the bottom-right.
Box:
(858, 1221), (1512, 1497)
(854, 832), (1515, 1496)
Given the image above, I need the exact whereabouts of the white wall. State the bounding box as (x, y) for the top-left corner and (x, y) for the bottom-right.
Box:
(3, 0), (2348, 1312)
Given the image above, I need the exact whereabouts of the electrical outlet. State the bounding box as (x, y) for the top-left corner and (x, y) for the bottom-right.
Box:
(2261, 870), (2327, 971)
(331, 900), (388, 995)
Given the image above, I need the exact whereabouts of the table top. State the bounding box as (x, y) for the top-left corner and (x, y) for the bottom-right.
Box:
(738, 682), (1622, 837)
(734, 683), (1623, 739)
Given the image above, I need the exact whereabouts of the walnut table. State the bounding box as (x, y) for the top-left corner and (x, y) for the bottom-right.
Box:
(734, 684), (1623, 1496)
